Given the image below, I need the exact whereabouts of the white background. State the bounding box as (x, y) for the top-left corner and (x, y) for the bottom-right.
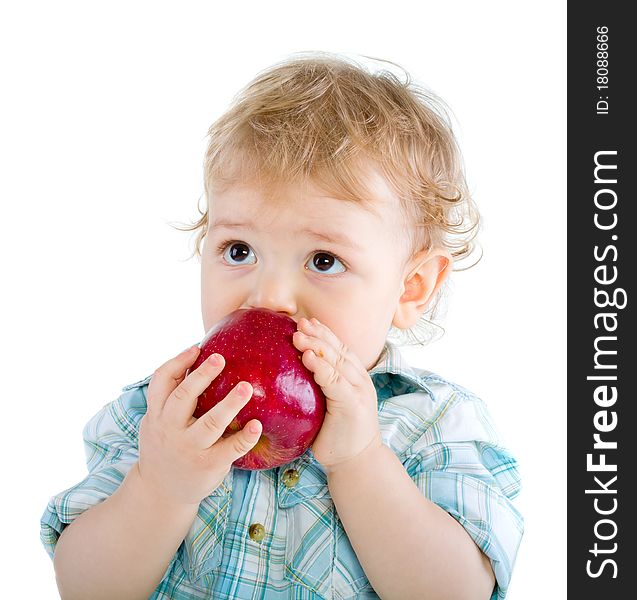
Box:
(1, 1), (566, 598)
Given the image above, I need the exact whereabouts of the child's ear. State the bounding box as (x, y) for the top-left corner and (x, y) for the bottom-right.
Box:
(392, 248), (451, 330)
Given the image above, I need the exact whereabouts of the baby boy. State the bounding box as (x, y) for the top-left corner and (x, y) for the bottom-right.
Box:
(41, 52), (523, 600)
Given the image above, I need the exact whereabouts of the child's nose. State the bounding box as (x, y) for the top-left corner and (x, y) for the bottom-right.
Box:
(246, 271), (298, 317)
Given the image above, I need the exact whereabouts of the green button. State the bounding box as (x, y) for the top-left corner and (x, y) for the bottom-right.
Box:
(282, 468), (300, 488)
(249, 523), (266, 542)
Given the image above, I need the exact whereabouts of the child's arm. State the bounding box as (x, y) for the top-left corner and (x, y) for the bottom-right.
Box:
(327, 441), (495, 600)
(293, 319), (496, 600)
(53, 347), (263, 600)
(54, 463), (199, 600)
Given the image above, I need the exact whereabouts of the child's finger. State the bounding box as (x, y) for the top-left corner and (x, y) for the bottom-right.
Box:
(162, 352), (227, 426)
(212, 419), (263, 465)
(300, 348), (355, 398)
(146, 345), (200, 416)
(298, 318), (358, 362)
(188, 381), (255, 448)
(293, 329), (363, 386)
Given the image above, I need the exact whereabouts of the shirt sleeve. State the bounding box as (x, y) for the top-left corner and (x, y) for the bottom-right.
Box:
(39, 382), (148, 559)
(402, 388), (524, 600)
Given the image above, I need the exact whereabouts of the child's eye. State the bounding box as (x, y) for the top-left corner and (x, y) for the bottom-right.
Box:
(305, 252), (346, 275)
(219, 241), (257, 265)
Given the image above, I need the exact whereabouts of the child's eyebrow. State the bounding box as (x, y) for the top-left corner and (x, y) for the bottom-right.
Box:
(210, 218), (362, 251)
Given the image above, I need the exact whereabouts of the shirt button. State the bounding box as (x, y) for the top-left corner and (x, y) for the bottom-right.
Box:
(282, 468), (300, 488)
(249, 523), (266, 542)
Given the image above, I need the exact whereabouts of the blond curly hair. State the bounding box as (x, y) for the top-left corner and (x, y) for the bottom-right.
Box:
(178, 52), (481, 342)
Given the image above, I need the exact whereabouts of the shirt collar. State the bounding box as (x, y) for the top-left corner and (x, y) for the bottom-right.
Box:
(368, 340), (434, 398)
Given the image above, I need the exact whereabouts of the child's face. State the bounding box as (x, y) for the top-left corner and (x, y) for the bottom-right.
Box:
(200, 168), (416, 370)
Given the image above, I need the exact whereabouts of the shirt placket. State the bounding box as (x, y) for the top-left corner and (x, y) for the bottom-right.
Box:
(235, 469), (281, 588)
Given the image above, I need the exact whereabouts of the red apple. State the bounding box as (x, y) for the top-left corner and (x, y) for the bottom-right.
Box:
(190, 308), (327, 470)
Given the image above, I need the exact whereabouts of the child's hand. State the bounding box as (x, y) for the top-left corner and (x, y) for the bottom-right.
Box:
(293, 318), (383, 474)
(137, 346), (262, 506)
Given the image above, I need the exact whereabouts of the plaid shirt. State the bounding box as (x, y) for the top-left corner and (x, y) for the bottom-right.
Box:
(41, 341), (523, 599)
